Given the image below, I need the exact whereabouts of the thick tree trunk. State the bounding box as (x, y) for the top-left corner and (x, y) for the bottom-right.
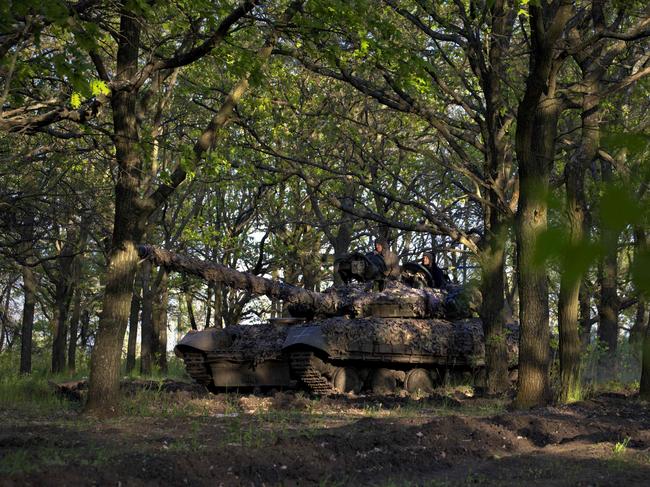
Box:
(20, 264), (36, 374)
(514, 93), (562, 407)
(125, 285), (141, 373)
(479, 221), (509, 395)
(86, 11), (143, 414)
(515, 172), (552, 409)
(512, 3), (571, 408)
(67, 288), (82, 372)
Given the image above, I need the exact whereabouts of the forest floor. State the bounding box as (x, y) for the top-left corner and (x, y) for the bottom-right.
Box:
(1, 381), (649, 486)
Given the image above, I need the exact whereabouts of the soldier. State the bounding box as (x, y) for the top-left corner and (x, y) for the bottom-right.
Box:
(422, 251), (448, 288)
(373, 238), (400, 279)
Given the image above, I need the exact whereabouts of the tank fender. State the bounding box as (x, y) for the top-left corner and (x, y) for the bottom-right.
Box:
(174, 328), (220, 356)
(283, 326), (330, 355)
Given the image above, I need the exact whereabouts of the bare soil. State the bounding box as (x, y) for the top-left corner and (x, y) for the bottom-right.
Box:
(1, 387), (649, 486)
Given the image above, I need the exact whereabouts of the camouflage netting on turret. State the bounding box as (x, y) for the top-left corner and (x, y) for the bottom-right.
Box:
(319, 281), (449, 318)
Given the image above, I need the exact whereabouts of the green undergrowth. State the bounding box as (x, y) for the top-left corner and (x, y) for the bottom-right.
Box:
(0, 354), (83, 414)
(549, 338), (644, 404)
(0, 351), (191, 415)
(0, 443), (115, 475)
(118, 387), (213, 417)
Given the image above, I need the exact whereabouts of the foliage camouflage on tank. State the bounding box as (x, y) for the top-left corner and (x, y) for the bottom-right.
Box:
(140, 245), (518, 395)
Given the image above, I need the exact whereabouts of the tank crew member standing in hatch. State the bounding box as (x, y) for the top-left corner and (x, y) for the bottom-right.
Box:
(422, 251), (448, 289)
(373, 238), (400, 279)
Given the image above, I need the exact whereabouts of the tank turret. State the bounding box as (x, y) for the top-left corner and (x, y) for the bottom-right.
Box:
(138, 245), (517, 395)
(138, 245), (475, 320)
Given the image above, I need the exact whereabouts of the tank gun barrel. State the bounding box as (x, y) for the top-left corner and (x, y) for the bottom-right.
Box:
(138, 244), (339, 313)
(138, 245), (473, 319)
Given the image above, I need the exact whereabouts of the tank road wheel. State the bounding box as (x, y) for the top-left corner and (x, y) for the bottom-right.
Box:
(404, 368), (434, 395)
(371, 368), (399, 394)
(331, 367), (363, 394)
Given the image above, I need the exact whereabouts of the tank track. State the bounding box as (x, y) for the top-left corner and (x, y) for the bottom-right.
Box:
(182, 351), (214, 389)
(290, 351), (337, 395)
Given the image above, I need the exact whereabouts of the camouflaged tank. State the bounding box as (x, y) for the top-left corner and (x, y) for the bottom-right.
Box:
(139, 245), (518, 395)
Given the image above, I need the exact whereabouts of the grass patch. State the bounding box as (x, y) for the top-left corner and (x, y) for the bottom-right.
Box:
(0, 443), (116, 475)
(0, 372), (76, 414)
(118, 387), (212, 418)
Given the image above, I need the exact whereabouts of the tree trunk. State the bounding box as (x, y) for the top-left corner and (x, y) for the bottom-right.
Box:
(85, 1), (284, 413)
(184, 286), (198, 331)
(214, 282), (224, 328)
(205, 284), (212, 328)
(0, 282), (12, 353)
(597, 234), (619, 370)
(140, 260), (154, 375)
(579, 280), (592, 347)
(641, 324), (650, 401)
(512, 3), (571, 408)
(86, 10), (144, 414)
(80, 309), (90, 350)
(514, 91), (560, 407)
(152, 269), (168, 372)
(557, 80), (597, 402)
(125, 284), (141, 373)
(20, 264), (36, 374)
(631, 228), (648, 348)
(67, 287), (82, 373)
(631, 300), (647, 348)
(558, 271), (582, 401)
(52, 282), (74, 373)
(479, 220), (509, 395)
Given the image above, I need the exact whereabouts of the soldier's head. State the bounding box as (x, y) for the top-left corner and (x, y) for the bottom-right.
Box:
(422, 251), (434, 266)
(374, 238), (388, 254)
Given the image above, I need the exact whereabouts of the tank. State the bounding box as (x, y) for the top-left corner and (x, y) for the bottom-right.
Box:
(139, 245), (518, 395)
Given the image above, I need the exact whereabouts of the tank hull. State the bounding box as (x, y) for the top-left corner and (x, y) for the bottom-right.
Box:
(175, 318), (518, 394)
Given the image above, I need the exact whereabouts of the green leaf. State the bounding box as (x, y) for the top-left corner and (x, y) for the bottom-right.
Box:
(70, 92), (83, 109)
(90, 79), (110, 96)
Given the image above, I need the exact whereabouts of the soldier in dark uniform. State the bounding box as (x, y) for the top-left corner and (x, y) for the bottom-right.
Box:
(422, 251), (447, 289)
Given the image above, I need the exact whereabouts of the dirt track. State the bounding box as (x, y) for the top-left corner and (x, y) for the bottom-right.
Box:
(1, 391), (649, 486)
